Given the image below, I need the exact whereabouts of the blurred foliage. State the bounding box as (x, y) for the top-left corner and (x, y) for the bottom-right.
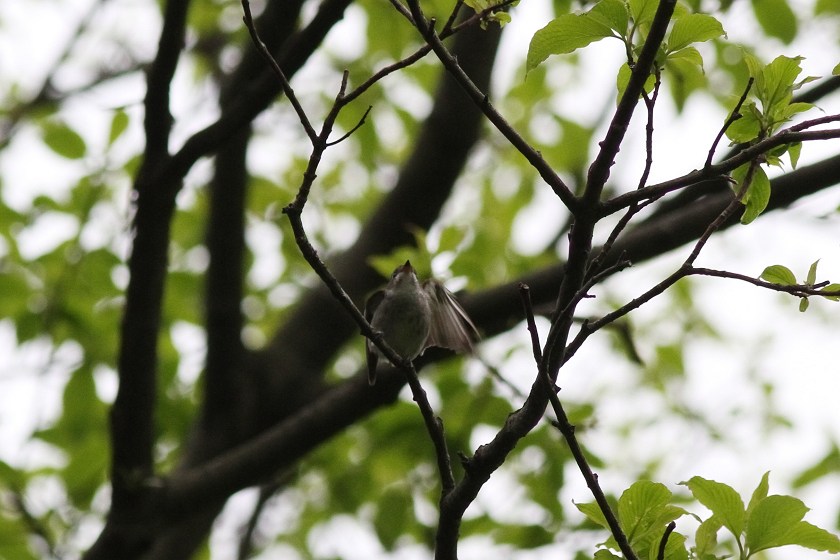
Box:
(0, 0), (839, 558)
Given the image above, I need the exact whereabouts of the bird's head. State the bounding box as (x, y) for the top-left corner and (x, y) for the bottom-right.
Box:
(389, 260), (419, 289)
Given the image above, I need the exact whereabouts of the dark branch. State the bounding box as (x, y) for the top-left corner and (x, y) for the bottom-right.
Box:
(519, 284), (639, 560)
(142, 0), (190, 164)
(110, 0), (191, 506)
(241, 0), (318, 142)
(600, 122), (840, 216)
(403, 0), (577, 210)
(705, 77), (754, 169)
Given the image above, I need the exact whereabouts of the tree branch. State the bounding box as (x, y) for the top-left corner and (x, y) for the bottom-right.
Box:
(519, 284), (639, 560)
(688, 267), (840, 298)
(705, 78), (754, 169)
(162, 0), (353, 191)
(601, 119), (840, 216)
(110, 0), (191, 509)
(403, 0), (577, 210)
(261, 19), (502, 386)
(240, 7), (457, 498)
(142, 0), (189, 164)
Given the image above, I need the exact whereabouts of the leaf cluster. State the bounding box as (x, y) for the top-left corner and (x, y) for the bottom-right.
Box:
(577, 474), (840, 559)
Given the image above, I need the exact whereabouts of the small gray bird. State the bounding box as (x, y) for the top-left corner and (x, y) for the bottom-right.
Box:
(365, 260), (479, 385)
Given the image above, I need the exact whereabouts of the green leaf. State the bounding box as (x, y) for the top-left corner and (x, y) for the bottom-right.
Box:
(576, 500), (610, 529)
(42, 120), (87, 159)
(526, 6), (617, 71)
(816, 0), (840, 14)
(745, 495), (808, 553)
(725, 102), (762, 143)
(616, 62), (658, 101)
(628, 0), (658, 27)
(0, 514), (39, 560)
(594, 549), (623, 560)
(616, 481), (686, 552)
(617, 480), (672, 525)
(833, 61), (840, 76)
(806, 259), (819, 285)
(681, 477), (745, 537)
(107, 109), (130, 147)
(758, 55), (804, 115)
(751, 0), (798, 44)
(780, 102), (813, 121)
(373, 487), (412, 550)
(494, 524), (555, 548)
(437, 225), (468, 253)
(667, 14), (725, 52)
(788, 142), (802, 168)
(793, 445), (840, 487)
(740, 166), (770, 224)
(695, 516), (723, 557)
(660, 530), (688, 560)
(819, 283), (840, 301)
(667, 46), (704, 68)
(760, 265), (797, 286)
(799, 297), (810, 312)
(774, 520), (840, 553)
(588, 0), (630, 36)
(63, 436), (108, 508)
(746, 472), (771, 517)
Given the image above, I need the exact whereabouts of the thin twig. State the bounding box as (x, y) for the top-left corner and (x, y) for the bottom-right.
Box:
(640, 72), (661, 190)
(388, 0), (415, 23)
(600, 121), (840, 217)
(784, 112), (840, 132)
(242, 0), (318, 143)
(403, 0), (578, 211)
(565, 175), (754, 366)
(588, 74), (661, 278)
(404, 363), (456, 492)
(242, 0), (455, 497)
(237, 478), (287, 560)
(326, 105), (372, 146)
(706, 77), (754, 169)
(440, 0), (464, 35)
(657, 522), (677, 560)
(689, 267), (840, 298)
(448, 0), (520, 35)
(519, 284), (639, 560)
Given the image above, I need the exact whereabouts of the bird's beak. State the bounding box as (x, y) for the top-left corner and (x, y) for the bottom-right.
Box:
(399, 260), (414, 273)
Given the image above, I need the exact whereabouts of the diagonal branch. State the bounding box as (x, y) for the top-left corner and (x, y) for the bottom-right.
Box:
(403, 0), (577, 211)
(162, 0), (353, 192)
(238, 8), (458, 498)
(241, 0), (318, 142)
(262, 19), (503, 382)
(599, 122), (840, 216)
(519, 284), (639, 560)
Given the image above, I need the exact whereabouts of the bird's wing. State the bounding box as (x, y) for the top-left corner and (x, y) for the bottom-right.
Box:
(423, 280), (479, 353)
(364, 289), (385, 385)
